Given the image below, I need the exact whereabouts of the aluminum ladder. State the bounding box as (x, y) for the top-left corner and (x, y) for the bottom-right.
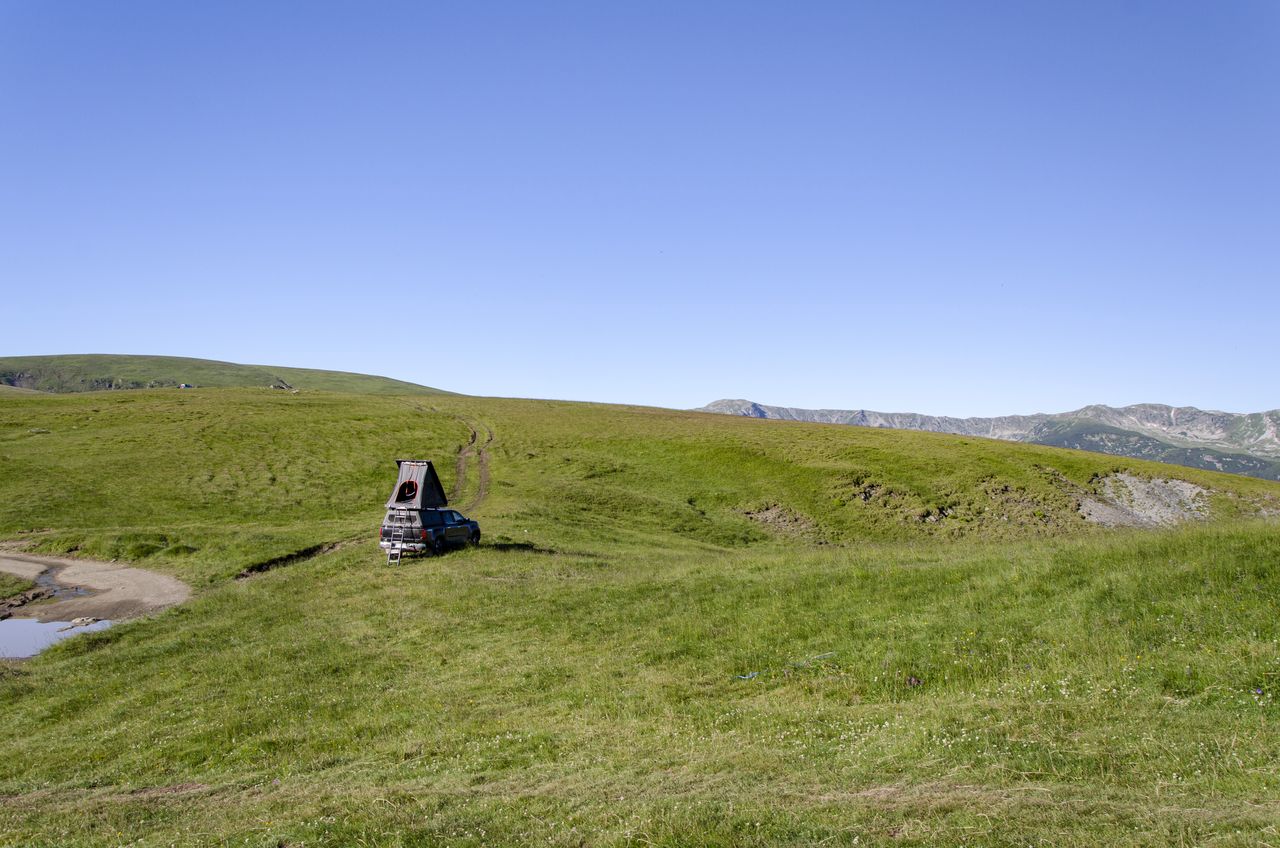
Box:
(387, 519), (410, 564)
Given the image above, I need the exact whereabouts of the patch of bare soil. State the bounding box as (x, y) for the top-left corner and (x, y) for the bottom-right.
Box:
(742, 503), (819, 537)
(0, 553), (189, 623)
(1079, 473), (1209, 528)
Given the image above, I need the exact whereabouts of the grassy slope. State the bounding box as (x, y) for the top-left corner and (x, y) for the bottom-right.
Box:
(0, 354), (445, 395)
(1, 389), (1279, 846)
(0, 573), (34, 599)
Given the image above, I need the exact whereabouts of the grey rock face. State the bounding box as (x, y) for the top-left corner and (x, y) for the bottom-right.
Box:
(1078, 473), (1209, 527)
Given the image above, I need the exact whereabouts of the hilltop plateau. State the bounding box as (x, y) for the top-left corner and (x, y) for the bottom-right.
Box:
(0, 354), (445, 396)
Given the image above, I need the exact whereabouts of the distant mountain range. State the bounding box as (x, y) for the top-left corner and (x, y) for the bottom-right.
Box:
(698, 399), (1280, 481)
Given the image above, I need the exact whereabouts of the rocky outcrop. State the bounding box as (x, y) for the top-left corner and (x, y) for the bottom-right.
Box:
(1077, 474), (1209, 527)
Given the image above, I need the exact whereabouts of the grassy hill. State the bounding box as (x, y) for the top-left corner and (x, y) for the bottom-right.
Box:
(1, 387), (1279, 846)
(0, 354), (445, 395)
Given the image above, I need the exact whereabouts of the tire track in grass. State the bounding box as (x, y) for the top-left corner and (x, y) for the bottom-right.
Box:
(451, 420), (478, 503)
(234, 538), (361, 580)
(463, 421), (493, 512)
(413, 404), (493, 512)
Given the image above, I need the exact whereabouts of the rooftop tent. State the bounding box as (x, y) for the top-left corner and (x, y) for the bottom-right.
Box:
(386, 459), (448, 509)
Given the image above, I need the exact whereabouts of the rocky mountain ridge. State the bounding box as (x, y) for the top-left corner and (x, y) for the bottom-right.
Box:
(698, 399), (1280, 481)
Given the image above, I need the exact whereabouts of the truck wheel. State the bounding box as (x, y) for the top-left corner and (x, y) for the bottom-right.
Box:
(431, 538), (445, 556)
(469, 530), (481, 546)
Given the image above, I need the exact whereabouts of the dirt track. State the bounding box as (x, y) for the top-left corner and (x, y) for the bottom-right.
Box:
(0, 552), (189, 622)
(445, 414), (493, 511)
(464, 421), (493, 511)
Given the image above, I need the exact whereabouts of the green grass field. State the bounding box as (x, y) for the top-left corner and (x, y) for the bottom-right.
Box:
(2, 387), (1279, 846)
(0, 572), (34, 599)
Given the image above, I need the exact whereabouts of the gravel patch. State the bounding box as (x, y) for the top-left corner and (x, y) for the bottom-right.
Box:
(1079, 473), (1209, 527)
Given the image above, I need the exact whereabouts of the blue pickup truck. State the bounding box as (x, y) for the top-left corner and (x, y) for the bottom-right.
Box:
(379, 459), (480, 562)
(379, 507), (480, 556)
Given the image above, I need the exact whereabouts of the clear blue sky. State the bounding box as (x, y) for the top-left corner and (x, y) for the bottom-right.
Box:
(2, 1), (1276, 415)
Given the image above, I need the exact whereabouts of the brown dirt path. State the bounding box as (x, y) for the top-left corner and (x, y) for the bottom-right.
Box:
(464, 421), (493, 512)
(450, 420), (478, 502)
(440, 413), (493, 512)
(0, 552), (189, 622)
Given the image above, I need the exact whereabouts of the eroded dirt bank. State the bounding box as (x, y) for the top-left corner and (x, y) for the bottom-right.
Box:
(1078, 473), (1210, 528)
(0, 552), (189, 623)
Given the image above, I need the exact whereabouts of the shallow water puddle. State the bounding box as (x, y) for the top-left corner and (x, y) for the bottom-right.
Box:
(0, 618), (112, 659)
(33, 568), (90, 599)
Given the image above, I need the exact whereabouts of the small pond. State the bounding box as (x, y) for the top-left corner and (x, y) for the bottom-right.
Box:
(0, 618), (113, 659)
